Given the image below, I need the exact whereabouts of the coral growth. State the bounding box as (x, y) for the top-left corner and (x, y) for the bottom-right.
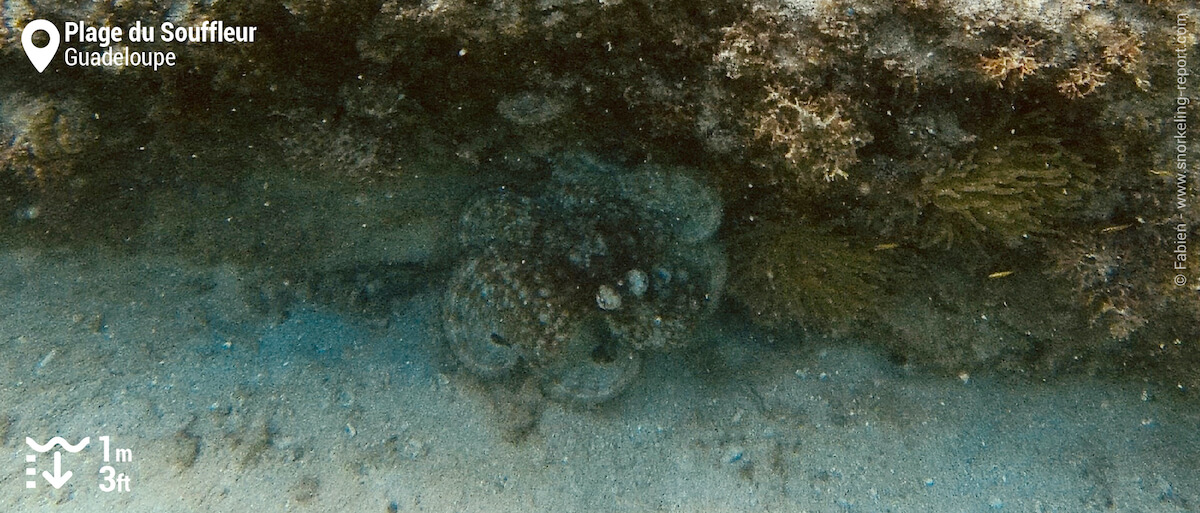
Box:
(1052, 234), (1151, 341)
(978, 37), (1046, 87)
(751, 89), (870, 183)
(443, 155), (726, 403)
(1057, 62), (1110, 99)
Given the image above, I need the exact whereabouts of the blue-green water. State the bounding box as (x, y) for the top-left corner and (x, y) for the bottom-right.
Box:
(0, 250), (1197, 512)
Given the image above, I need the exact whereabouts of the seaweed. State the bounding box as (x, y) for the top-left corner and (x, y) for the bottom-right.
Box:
(916, 136), (1096, 248)
(727, 224), (885, 331)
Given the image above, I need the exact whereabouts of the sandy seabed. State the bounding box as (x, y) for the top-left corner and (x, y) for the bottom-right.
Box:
(1, 248), (1197, 513)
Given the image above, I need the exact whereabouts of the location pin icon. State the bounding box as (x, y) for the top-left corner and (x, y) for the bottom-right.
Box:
(21, 20), (60, 73)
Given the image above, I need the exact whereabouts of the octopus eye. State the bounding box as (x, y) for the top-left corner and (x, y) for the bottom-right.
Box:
(490, 333), (511, 347)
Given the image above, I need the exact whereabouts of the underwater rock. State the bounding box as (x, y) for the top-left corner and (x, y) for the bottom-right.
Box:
(442, 156), (725, 403)
(1, 93), (95, 185)
(497, 92), (571, 127)
(4, 0), (1193, 393)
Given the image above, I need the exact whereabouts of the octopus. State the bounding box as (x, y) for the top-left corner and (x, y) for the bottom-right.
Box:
(442, 155), (726, 403)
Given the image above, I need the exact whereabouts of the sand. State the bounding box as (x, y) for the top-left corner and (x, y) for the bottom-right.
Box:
(1, 247), (1197, 512)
